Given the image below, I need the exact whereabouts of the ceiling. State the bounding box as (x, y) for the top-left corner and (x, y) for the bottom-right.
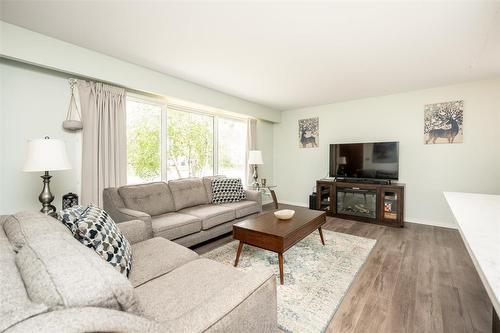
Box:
(1, 1), (500, 110)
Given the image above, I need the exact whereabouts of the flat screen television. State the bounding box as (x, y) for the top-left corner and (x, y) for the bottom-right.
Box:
(329, 142), (399, 180)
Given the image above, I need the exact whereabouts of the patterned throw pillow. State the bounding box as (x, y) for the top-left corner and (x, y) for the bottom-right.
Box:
(211, 178), (246, 204)
(57, 205), (85, 234)
(76, 204), (132, 277)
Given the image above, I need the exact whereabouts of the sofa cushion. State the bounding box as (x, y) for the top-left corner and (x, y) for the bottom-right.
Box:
(15, 232), (142, 314)
(211, 178), (246, 204)
(202, 175), (226, 203)
(0, 238), (47, 332)
(180, 205), (235, 230)
(129, 237), (199, 287)
(168, 178), (209, 210)
(3, 211), (71, 251)
(118, 182), (175, 216)
(76, 204), (132, 276)
(136, 259), (277, 333)
(222, 200), (261, 218)
(152, 212), (201, 240)
(135, 258), (244, 321)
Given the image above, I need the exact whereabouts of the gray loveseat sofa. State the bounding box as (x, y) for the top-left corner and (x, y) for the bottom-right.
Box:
(1, 211), (277, 332)
(103, 177), (262, 247)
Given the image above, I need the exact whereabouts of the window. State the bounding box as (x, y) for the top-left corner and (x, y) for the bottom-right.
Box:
(217, 117), (246, 179)
(167, 109), (214, 179)
(126, 99), (162, 184)
(126, 96), (247, 184)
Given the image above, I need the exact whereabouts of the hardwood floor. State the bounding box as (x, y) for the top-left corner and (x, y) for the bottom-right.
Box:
(193, 204), (493, 333)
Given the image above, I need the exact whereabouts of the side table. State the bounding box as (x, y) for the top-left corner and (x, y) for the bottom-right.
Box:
(248, 185), (278, 209)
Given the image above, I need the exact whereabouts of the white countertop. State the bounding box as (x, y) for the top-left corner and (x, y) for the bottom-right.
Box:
(444, 192), (500, 315)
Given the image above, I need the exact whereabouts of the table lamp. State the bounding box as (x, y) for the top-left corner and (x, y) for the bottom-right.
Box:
(248, 150), (263, 186)
(23, 137), (71, 217)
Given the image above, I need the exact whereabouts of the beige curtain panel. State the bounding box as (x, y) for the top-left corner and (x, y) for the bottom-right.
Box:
(77, 80), (127, 207)
(245, 118), (257, 186)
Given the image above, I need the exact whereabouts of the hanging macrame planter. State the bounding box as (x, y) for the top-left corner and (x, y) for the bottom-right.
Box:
(63, 80), (83, 131)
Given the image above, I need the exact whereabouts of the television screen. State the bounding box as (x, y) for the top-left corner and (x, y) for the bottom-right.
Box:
(329, 142), (399, 180)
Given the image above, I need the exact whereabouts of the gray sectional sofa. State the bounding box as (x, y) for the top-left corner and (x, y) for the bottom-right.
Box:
(103, 176), (262, 247)
(0, 211), (277, 332)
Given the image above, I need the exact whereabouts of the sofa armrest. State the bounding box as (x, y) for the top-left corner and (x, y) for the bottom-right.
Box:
(245, 190), (262, 208)
(115, 207), (152, 223)
(6, 307), (161, 333)
(161, 267), (277, 333)
(117, 219), (152, 244)
(116, 208), (153, 239)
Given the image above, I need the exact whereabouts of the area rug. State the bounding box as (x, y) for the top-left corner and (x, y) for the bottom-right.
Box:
(203, 229), (376, 333)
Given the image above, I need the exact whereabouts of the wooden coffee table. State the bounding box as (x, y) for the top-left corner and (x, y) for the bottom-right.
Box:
(232, 207), (326, 285)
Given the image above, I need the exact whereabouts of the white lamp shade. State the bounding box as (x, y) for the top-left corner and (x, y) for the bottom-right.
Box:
(248, 150), (264, 165)
(23, 138), (71, 172)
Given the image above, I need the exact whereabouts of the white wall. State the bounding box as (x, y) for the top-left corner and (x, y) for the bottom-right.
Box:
(256, 119), (274, 185)
(0, 59), (82, 214)
(273, 78), (500, 228)
(0, 59), (275, 214)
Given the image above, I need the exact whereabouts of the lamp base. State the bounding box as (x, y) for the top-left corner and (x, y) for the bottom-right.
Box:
(39, 171), (57, 217)
(252, 165), (259, 187)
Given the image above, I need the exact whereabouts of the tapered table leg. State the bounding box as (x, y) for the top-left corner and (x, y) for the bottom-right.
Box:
(318, 226), (325, 245)
(270, 189), (279, 209)
(278, 252), (284, 285)
(234, 241), (244, 267)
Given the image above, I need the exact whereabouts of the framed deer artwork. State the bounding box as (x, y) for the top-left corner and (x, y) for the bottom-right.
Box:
(298, 117), (319, 148)
(424, 100), (464, 144)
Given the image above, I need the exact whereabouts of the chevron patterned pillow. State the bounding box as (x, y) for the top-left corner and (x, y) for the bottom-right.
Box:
(211, 178), (246, 204)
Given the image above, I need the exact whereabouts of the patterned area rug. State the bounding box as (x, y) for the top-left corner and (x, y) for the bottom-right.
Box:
(203, 229), (376, 333)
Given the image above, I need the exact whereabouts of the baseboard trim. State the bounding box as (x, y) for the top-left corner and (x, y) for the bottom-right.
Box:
(279, 200), (309, 208)
(277, 201), (458, 229)
(405, 218), (457, 230)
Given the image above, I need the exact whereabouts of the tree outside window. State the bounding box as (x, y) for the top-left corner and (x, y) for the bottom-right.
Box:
(167, 109), (213, 179)
(126, 100), (161, 184)
(126, 97), (246, 184)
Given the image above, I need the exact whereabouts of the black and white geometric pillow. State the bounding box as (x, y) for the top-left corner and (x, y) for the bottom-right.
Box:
(75, 204), (132, 277)
(211, 178), (246, 204)
(57, 205), (85, 234)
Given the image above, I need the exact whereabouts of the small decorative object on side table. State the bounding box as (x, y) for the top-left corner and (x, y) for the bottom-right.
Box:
(249, 184), (279, 209)
(62, 192), (79, 209)
(23, 137), (71, 217)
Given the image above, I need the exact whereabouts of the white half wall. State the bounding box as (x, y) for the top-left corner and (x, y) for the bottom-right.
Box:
(0, 61), (4, 208)
(273, 78), (500, 228)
